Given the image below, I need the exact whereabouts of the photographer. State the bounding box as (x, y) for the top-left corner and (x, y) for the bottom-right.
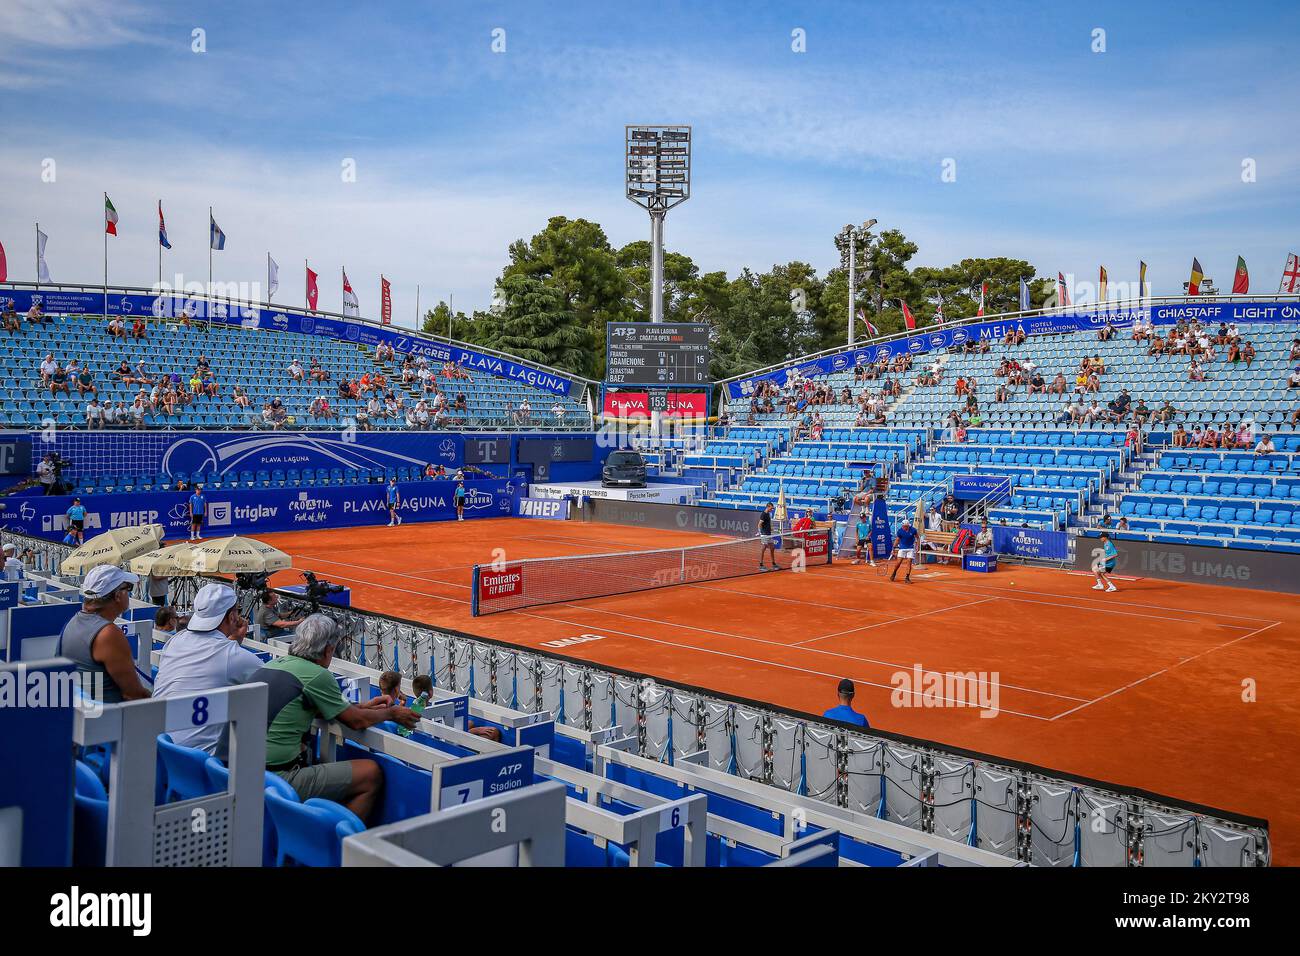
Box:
(256, 589), (305, 638)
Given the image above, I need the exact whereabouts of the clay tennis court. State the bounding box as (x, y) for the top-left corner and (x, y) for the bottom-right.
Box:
(252, 517), (1300, 862)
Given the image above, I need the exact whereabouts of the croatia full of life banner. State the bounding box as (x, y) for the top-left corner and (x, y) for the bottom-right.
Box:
(726, 299), (1300, 399)
(0, 285), (577, 397)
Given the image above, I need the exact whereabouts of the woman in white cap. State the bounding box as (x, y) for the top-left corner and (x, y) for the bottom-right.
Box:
(57, 565), (150, 702)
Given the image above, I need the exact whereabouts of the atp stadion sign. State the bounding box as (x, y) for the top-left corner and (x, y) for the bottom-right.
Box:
(0, 286), (576, 397)
(727, 300), (1300, 398)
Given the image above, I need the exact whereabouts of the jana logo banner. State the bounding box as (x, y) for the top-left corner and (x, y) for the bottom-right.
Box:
(726, 300), (1300, 399)
(0, 478), (516, 541)
(0, 286), (576, 397)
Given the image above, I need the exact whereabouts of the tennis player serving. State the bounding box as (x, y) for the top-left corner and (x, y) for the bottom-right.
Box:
(890, 517), (918, 584)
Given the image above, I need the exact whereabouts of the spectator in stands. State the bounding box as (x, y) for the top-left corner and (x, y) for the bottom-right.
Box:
(131, 395), (148, 428)
(38, 353), (58, 385)
(84, 398), (104, 429)
(287, 359), (305, 381)
(1255, 434), (1276, 456)
(153, 607), (187, 638)
(940, 493), (959, 532)
(1049, 372), (1067, 395)
(1028, 370), (1047, 394)
(26, 301), (46, 324)
(130, 317), (147, 340)
(1188, 359), (1207, 382)
(1097, 322), (1115, 341)
(2, 543), (21, 581)
(822, 678), (869, 728)
(1198, 426), (1220, 449)
(107, 316), (125, 338)
(1, 300), (17, 333)
(1231, 422), (1253, 449)
(254, 614), (418, 821)
(1290, 339), (1300, 361)
(1287, 367), (1300, 389)
(256, 590), (304, 638)
(974, 522), (994, 554)
(102, 402), (119, 428)
(519, 398), (531, 423)
(153, 583), (262, 756)
(309, 396), (334, 421)
(1133, 399), (1151, 425)
(1125, 424), (1142, 453)
(58, 566), (150, 703)
(1155, 401), (1176, 425)
(75, 366), (97, 397)
(1241, 341), (1255, 367)
(48, 363), (70, 396)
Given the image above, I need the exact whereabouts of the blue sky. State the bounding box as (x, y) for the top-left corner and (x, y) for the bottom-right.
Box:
(1, 0), (1297, 325)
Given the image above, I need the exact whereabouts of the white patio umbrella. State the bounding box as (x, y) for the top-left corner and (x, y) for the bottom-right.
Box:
(60, 523), (166, 576)
(187, 536), (293, 575)
(128, 542), (200, 577)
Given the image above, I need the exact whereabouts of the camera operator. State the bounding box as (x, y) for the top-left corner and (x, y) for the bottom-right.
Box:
(256, 589), (305, 638)
(36, 454), (57, 495)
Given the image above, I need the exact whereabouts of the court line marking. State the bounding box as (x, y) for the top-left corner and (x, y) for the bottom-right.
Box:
(526, 598), (1088, 703)
(506, 606), (1061, 721)
(1047, 621), (1283, 722)
(934, 585), (1259, 630)
(293, 555), (472, 590)
(792, 598), (1001, 646)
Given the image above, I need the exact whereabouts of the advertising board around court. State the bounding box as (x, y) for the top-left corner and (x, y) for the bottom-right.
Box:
(961, 524), (1071, 561)
(1074, 533), (1300, 594)
(0, 478), (518, 542)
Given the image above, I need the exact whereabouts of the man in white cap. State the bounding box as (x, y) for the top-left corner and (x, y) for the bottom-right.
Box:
(58, 565), (150, 702)
(2, 543), (24, 581)
(153, 582), (263, 756)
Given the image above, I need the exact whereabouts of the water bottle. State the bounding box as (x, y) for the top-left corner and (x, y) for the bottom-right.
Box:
(399, 691), (429, 738)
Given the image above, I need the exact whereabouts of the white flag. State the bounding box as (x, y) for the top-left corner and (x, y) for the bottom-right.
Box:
(342, 269), (359, 317)
(37, 227), (51, 283)
(1281, 252), (1300, 294)
(268, 255), (279, 300)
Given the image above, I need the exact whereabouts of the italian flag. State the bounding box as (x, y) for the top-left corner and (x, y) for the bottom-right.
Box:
(104, 194), (119, 236)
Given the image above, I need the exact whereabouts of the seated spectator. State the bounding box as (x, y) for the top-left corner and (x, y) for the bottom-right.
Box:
(1028, 371), (1046, 394)
(153, 606), (187, 637)
(822, 678), (869, 728)
(84, 398), (104, 429)
(253, 614), (418, 821)
(255, 590), (304, 638)
(1049, 373), (1067, 395)
(49, 365), (70, 396)
(1241, 341), (1255, 366)
(26, 302), (46, 324)
(1, 300), (18, 333)
(287, 359), (304, 381)
(973, 522), (994, 554)
(1288, 367), (1300, 389)
(1155, 401), (1176, 424)
(130, 317), (147, 339)
(102, 402), (120, 428)
(1290, 338), (1300, 361)
(1198, 426), (1219, 448)
(1132, 399), (1151, 424)
(1255, 434), (1276, 456)
(59, 566), (151, 702)
(152, 583), (262, 756)
(39, 353), (58, 384)
(309, 395), (334, 421)
(75, 366), (96, 396)
(1117, 516), (1130, 531)
(107, 316), (125, 338)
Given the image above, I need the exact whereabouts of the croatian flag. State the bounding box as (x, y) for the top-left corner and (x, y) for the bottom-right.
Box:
(209, 214), (226, 250)
(158, 201), (171, 249)
(342, 269), (360, 317)
(857, 309), (878, 337)
(900, 300), (917, 331)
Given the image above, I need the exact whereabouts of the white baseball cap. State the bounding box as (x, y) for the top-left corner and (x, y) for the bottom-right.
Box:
(2, 543), (15, 553)
(189, 582), (238, 631)
(80, 565), (139, 598)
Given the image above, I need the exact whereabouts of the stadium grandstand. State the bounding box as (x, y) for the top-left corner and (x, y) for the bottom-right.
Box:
(2, 282), (1293, 878)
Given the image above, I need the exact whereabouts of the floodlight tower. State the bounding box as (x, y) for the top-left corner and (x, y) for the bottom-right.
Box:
(836, 219), (877, 346)
(626, 126), (692, 323)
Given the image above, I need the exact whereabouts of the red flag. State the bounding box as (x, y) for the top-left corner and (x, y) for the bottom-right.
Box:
(900, 300), (917, 331)
(306, 265), (319, 311)
(1232, 256), (1249, 294)
(380, 276), (392, 325)
(1057, 272), (1071, 307)
(0, 240), (7, 283)
(976, 280), (987, 317)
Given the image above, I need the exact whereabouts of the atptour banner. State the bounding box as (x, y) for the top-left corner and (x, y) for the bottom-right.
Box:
(601, 390), (710, 420)
(1074, 532), (1300, 594)
(0, 285), (577, 397)
(725, 299), (1300, 399)
(0, 478), (516, 542)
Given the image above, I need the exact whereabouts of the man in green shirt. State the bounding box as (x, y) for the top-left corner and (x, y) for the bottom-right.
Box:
(253, 614), (419, 822)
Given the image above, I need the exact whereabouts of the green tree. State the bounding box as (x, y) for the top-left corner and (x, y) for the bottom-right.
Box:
(468, 273), (592, 375)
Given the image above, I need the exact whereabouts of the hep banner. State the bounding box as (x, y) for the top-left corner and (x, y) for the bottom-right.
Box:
(515, 497), (569, 520)
(0, 478), (516, 542)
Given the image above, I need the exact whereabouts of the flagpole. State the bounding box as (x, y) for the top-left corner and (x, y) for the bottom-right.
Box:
(158, 200), (163, 288)
(304, 259), (308, 312)
(103, 192), (109, 320)
(208, 206), (213, 301)
(415, 284), (420, 329)
(34, 222), (39, 290)
(449, 292), (453, 339)
(267, 253), (271, 305)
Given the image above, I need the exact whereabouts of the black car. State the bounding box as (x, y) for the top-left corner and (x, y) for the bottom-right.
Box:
(601, 450), (648, 488)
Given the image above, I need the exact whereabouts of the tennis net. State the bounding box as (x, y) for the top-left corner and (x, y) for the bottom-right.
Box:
(472, 529), (832, 615)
